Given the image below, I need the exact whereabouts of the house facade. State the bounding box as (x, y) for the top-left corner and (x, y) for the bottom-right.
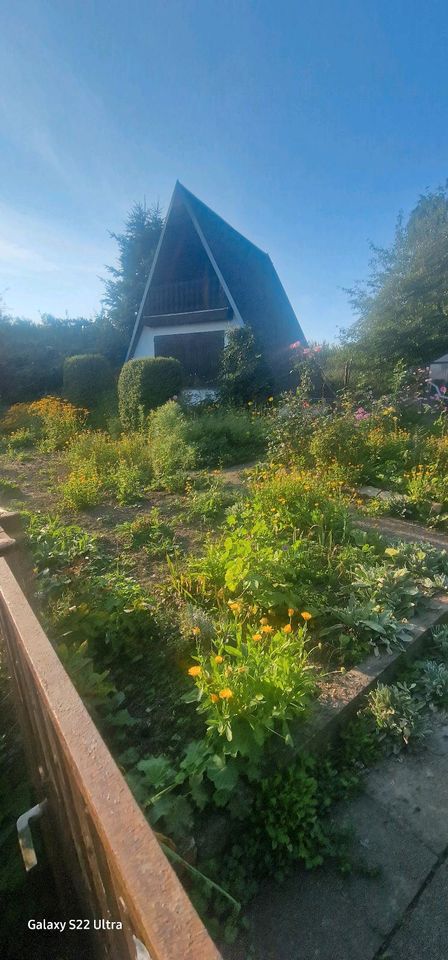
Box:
(126, 182), (306, 388)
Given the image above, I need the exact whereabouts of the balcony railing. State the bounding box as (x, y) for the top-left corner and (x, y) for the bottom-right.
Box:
(146, 277), (227, 316)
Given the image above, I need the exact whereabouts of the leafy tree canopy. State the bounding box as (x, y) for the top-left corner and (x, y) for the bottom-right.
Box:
(102, 201), (164, 338)
(343, 186), (448, 369)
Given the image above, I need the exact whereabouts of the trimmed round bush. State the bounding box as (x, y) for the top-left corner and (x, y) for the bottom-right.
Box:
(118, 357), (183, 429)
(63, 354), (114, 408)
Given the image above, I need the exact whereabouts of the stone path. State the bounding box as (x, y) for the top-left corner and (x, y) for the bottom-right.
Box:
(354, 513), (448, 551)
(225, 714), (448, 960)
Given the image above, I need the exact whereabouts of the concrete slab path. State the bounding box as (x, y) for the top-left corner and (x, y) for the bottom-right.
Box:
(225, 714), (448, 960)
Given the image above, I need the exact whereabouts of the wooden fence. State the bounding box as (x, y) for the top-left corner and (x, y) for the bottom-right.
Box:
(0, 550), (221, 960)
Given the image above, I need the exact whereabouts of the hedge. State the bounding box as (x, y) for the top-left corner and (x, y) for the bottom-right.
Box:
(118, 356), (183, 429)
(63, 354), (114, 408)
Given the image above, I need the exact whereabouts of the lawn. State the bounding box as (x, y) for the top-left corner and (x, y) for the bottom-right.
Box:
(1, 388), (448, 941)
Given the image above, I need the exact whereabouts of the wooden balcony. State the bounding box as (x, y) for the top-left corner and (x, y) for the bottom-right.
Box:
(146, 277), (229, 318)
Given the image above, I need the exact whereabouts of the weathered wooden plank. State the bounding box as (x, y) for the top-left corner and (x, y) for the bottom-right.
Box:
(0, 558), (221, 960)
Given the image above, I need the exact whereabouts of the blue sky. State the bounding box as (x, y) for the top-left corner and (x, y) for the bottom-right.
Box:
(1, 0), (447, 342)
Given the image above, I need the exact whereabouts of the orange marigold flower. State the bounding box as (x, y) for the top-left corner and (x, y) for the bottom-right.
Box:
(228, 600), (242, 612)
(252, 633), (262, 642)
(192, 626), (201, 636)
(210, 693), (218, 703)
(219, 688), (233, 700)
(287, 608), (295, 617)
(261, 624), (274, 634)
(282, 623), (292, 633)
(188, 665), (202, 677)
(214, 655), (224, 664)
(301, 611), (312, 621)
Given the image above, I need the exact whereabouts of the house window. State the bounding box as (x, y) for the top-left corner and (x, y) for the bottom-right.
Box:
(154, 330), (225, 387)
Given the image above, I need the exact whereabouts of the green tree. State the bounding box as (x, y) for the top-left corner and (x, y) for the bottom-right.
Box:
(344, 186), (448, 371)
(102, 201), (164, 338)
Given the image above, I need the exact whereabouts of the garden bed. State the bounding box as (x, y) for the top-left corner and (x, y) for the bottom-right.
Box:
(2, 392), (448, 939)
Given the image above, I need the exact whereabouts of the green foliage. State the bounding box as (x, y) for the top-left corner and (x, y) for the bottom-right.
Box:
(218, 326), (272, 405)
(367, 682), (428, 747)
(0, 307), (126, 405)
(116, 509), (176, 557)
(118, 356), (183, 428)
(102, 201), (164, 337)
(24, 512), (159, 665)
(344, 186), (448, 373)
(61, 430), (153, 507)
(63, 353), (114, 408)
(184, 476), (236, 523)
(148, 401), (196, 489)
(186, 619), (316, 750)
(185, 407), (267, 467)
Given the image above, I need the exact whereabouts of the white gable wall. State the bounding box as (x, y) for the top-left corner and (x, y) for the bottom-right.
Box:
(133, 318), (242, 359)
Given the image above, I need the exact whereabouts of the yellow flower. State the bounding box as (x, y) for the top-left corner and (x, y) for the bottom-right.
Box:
(210, 693), (218, 703)
(192, 626), (201, 636)
(282, 623), (292, 633)
(188, 665), (202, 677)
(252, 632), (262, 642)
(214, 655), (224, 664)
(287, 608), (295, 617)
(301, 611), (312, 621)
(261, 624), (274, 634)
(268, 396), (274, 402)
(228, 600), (242, 613)
(219, 688), (233, 699)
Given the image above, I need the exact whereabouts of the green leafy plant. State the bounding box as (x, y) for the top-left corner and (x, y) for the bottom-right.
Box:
(367, 682), (428, 747)
(116, 509), (176, 557)
(185, 617), (316, 750)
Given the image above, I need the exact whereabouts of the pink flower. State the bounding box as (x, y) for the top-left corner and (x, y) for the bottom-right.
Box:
(289, 340), (303, 351)
(354, 407), (369, 421)
(440, 385), (447, 395)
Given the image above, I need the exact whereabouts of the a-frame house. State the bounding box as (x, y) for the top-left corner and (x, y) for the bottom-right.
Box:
(126, 182), (306, 389)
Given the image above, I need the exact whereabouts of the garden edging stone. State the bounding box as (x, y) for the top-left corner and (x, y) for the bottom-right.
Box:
(280, 593), (448, 762)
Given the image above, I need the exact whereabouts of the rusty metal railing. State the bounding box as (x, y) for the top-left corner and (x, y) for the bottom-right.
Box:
(0, 553), (221, 960)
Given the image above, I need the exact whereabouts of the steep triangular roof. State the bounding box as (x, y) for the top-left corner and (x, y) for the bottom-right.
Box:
(127, 181), (306, 359)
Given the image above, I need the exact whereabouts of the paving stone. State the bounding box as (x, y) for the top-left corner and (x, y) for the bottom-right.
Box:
(331, 793), (436, 935)
(385, 858), (448, 960)
(245, 864), (383, 960)
(365, 747), (448, 855)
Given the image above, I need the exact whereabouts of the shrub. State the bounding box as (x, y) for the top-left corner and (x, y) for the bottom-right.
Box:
(218, 326), (272, 405)
(62, 430), (153, 508)
(118, 357), (182, 429)
(0, 398), (86, 452)
(28, 397), (88, 450)
(63, 354), (114, 409)
(185, 408), (267, 467)
(60, 467), (104, 510)
(148, 401), (196, 489)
